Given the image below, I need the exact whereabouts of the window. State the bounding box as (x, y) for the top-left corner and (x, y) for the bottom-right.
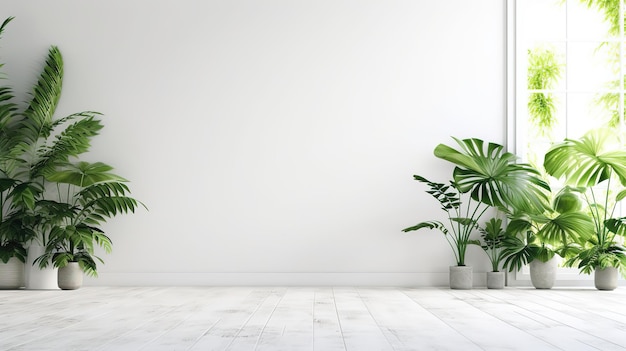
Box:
(509, 0), (625, 284)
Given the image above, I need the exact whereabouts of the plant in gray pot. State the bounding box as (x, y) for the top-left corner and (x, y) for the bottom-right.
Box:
(544, 128), (626, 290)
(477, 217), (508, 289)
(501, 187), (593, 289)
(403, 137), (549, 289)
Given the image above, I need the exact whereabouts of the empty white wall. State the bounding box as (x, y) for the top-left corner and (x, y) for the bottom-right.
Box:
(1, 0), (506, 286)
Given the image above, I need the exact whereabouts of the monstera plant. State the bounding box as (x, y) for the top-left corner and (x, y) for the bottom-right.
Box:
(403, 137), (549, 289)
(544, 128), (626, 290)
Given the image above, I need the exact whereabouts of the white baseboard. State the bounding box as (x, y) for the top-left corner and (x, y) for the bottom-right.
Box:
(84, 272), (456, 287)
(84, 271), (625, 288)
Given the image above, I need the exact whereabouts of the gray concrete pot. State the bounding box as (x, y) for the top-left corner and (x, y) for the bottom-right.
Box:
(58, 262), (83, 290)
(449, 265), (472, 289)
(486, 271), (505, 289)
(529, 257), (558, 289)
(594, 266), (618, 291)
(0, 257), (25, 289)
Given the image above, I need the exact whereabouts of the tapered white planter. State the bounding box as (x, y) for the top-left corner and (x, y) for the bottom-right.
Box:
(486, 271), (505, 289)
(0, 257), (25, 289)
(450, 265), (472, 289)
(529, 257), (558, 289)
(594, 267), (618, 291)
(25, 243), (58, 290)
(58, 262), (83, 290)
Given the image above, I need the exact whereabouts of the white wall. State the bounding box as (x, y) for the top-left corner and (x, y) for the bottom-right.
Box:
(1, 0), (506, 286)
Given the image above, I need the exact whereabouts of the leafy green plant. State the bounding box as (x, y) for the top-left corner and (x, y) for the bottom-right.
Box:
(0, 16), (144, 276)
(478, 217), (507, 272)
(403, 137), (550, 266)
(544, 128), (626, 277)
(501, 187), (594, 272)
(0, 16), (43, 263)
(35, 162), (142, 276)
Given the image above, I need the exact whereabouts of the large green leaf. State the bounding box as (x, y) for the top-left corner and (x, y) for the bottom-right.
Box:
(544, 128), (626, 187)
(536, 212), (594, 246)
(434, 137), (550, 212)
(44, 161), (126, 187)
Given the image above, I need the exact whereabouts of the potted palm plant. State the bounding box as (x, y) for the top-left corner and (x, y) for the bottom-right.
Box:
(403, 137), (549, 289)
(34, 162), (142, 289)
(0, 16), (143, 289)
(544, 128), (626, 290)
(501, 187), (594, 289)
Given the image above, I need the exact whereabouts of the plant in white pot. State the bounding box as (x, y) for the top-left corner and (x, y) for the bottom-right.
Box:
(403, 137), (549, 289)
(34, 162), (142, 289)
(0, 16), (144, 289)
(544, 128), (626, 290)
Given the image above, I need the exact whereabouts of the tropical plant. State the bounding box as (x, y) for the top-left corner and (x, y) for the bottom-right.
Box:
(478, 217), (507, 272)
(34, 162), (142, 276)
(403, 137), (550, 266)
(543, 128), (626, 277)
(501, 187), (594, 272)
(0, 16), (143, 276)
(0, 16), (42, 264)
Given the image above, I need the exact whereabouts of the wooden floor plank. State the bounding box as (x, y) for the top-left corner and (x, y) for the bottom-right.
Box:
(357, 288), (482, 351)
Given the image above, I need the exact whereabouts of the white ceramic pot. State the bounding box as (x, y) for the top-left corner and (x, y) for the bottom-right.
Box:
(0, 257), (25, 289)
(449, 265), (472, 289)
(58, 262), (83, 290)
(529, 256), (558, 289)
(486, 271), (505, 289)
(594, 266), (618, 291)
(25, 243), (59, 290)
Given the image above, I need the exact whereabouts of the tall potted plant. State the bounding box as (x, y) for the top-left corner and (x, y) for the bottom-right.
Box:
(543, 128), (626, 290)
(403, 137), (549, 289)
(0, 16), (143, 289)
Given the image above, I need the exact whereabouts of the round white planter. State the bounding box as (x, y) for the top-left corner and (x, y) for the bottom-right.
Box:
(24, 243), (59, 290)
(594, 266), (618, 291)
(0, 257), (25, 289)
(486, 271), (505, 289)
(449, 265), (472, 289)
(529, 257), (558, 289)
(58, 262), (83, 290)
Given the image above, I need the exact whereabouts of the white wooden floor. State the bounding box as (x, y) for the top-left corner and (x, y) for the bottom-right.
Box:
(1, 287), (626, 351)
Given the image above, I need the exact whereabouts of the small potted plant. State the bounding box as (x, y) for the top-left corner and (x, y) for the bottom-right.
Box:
(544, 128), (626, 290)
(403, 137), (549, 289)
(34, 162), (142, 289)
(477, 217), (508, 289)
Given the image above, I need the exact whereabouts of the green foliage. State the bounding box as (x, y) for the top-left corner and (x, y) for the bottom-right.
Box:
(0, 16), (144, 274)
(527, 47), (562, 133)
(403, 137), (549, 266)
(500, 185), (594, 272)
(478, 217), (507, 272)
(544, 128), (626, 276)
